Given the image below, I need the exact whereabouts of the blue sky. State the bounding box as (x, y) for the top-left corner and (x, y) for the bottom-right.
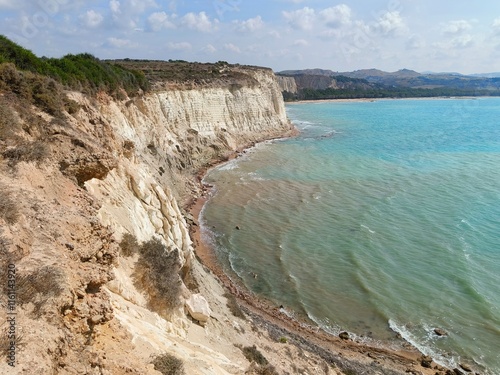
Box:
(2, 0), (500, 74)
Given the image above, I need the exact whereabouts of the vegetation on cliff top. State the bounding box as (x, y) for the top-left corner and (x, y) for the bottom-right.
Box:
(108, 59), (263, 89)
(0, 35), (149, 97)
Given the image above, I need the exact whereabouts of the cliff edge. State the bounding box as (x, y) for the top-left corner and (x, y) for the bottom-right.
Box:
(0, 56), (323, 374)
(0, 40), (443, 374)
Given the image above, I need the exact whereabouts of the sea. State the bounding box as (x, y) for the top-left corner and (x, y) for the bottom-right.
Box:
(200, 98), (500, 374)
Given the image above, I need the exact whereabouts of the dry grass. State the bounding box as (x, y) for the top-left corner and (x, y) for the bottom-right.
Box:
(16, 266), (66, 302)
(0, 183), (19, 224)
(0, 98), (21, 141)
(0, 325), (24, 359)
(224, 292), (245, 319)
(2, 140), (50, 167)
(246, 363), (279, 375)
(241, 345), (269, 366)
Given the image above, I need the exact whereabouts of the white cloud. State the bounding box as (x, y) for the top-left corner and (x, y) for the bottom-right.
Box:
(269, 30), (281, 39)
(235, 16), (264, 33)
(109, 0), (158, 30)
(320, 4), (351, 28)
(434, 34), (474, 51)
(406, 34), (426, 49)
(283, 7), (316, 31)
(224, 43), (241, 53)
(181, 12), (217, 32)
(110, 0), (120, 14)
(182, 12), (218, 32)
(203, 44), (217, 53)
(106, 37), (135, 48)
(451, 34), (474, 48)
(373, 11), (406, 36)
(120, 0), (158, 14)
(0, 0), (18, 9)
(80, 10), (104, 29)
(293, 39), (308, 47)
(492, 18), (500, 35)
(167, 42), (191, 51)
(442, 20), (471, 34)
(147, 11), (176, 31)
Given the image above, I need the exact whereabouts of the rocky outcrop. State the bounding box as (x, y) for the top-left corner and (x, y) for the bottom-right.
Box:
(185, 294), (211, 325)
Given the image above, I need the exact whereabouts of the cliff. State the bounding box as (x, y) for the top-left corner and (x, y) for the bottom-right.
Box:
(0, 61), (306, 374)
(276, 75), (298, 93)
(1, 40), (443, 373)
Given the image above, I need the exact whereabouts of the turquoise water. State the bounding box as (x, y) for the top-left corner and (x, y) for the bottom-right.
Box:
(201, 98), (500, 373)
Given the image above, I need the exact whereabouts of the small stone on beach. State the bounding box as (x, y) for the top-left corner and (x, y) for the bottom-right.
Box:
(459, 363), (472, 372)
(339, 331), (350, 340)
(434, 328), (447, 336)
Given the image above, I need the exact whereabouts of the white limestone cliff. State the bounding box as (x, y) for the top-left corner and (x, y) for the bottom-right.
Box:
(76, 68), (293, 373)
(277, 75), (298, 93)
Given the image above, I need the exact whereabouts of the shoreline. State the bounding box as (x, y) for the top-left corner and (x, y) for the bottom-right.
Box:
(287, 96), (485, 104)
(185, 131), (448, 375)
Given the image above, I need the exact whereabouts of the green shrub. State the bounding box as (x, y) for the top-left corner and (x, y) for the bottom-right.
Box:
(0, 36), (149, 98)
(63, 96), (80, 114)
(151, 353), (185, 375)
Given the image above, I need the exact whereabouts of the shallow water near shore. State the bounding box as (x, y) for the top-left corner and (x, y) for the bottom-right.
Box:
(201, 98), (500, 373)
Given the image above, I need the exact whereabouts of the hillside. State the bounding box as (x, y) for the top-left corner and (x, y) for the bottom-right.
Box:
(0, 36), (449, 374)
(278, 68), (500, 100)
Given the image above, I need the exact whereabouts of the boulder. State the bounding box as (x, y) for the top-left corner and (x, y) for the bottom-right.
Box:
(434, 328), (447, 336)
(339, 331), (350, 340)
(185, 294), (211, 325)
(459, 363), (472, 372)
(420, 355), (433, 368)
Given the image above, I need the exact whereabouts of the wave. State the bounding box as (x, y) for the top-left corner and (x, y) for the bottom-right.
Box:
(217, 158), (240, 171)
(388, 319), (456, 368)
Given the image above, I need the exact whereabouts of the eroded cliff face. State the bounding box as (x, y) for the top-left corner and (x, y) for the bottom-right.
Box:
(277, 75), (298, 93)
(84, 67), (290, 272)
(0, 67), (295, 374)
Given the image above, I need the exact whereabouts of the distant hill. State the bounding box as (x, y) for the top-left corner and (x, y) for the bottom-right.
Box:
(470, 72), (500, 78)
(277, 68), (500, 100)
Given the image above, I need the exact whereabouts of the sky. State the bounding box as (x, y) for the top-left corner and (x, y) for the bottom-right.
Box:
(2, 0), (500, 74)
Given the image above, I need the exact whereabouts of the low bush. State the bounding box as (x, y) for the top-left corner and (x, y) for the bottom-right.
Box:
(0, 99), (21, 141)
(1, 36), (149, 97)
(248, 363), (279, 375)
(2, 140), (49, 167)
(133, 238), (183, 315)
(224, 292), (245, 319)
(151, 353), (185, 375)
(242, 345), (268, 366)
(119, 233), (139, 257)
(15, 265), (66, 306)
